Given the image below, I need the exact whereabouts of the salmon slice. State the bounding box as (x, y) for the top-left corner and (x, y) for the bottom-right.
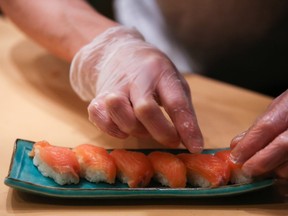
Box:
(73, 144), (116, 184)
(148, 151), (187, 188)
(30, 140), (80, 185)
(214, 149), (252, 184)
(110, 149), (154, 188)
(177, 153), (230, 188)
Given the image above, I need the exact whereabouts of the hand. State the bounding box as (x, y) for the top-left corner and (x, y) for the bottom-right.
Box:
(230, 90), (288, 179)
(70, 26), (203, 153)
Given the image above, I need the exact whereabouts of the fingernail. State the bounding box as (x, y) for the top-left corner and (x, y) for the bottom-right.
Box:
(186, 137), (203, 153)
(230, 130), (247, 148)
(229, 150), (242, 164)
(189, 145), (203, 153)
(231, 135), (242, 146)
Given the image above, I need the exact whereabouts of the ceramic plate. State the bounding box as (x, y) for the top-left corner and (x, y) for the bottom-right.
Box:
(4, 139), (274, 198)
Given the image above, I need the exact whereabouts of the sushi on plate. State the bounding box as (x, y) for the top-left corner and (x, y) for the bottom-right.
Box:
(73, 144), (116, 184)
(110, 149), (154, 188)
(29, 141), (80, 185)
(177, 153), (230, 188)
(214, 149), (252, 184)
(148, 151), (187, 188)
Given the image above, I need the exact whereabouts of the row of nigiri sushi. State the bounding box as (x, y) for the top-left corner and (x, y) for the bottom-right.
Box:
(29, 141), (252, 188)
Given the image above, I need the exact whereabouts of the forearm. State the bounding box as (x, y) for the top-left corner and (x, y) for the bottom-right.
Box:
(0, 0), (118, 62)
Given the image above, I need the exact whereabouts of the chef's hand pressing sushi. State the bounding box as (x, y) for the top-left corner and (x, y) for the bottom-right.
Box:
(230, 90), (288, 180)
(70, 26), (203, 153)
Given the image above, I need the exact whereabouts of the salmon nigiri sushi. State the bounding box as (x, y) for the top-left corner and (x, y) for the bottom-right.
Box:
(148, 151), (187, 188)
(177, 153), (230, 188)
(73, 144), (116, 184)
(29, 141), (80, 185)
(214, 149), (252, 184)
(110, 149), (154, 188)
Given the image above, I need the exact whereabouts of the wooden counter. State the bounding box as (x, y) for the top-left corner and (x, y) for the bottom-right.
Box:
(0, 17), (287, 216)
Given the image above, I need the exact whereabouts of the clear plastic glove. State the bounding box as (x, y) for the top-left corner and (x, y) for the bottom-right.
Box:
(230, 90), (288, 179)
(70, 26), (203, 153)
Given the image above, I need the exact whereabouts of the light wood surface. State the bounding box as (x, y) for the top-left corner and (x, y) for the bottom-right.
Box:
(0, 17), (287, 216)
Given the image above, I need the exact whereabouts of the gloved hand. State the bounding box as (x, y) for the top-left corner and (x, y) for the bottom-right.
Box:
(70, 25), (203, 153)
(230, 90), (288, 179)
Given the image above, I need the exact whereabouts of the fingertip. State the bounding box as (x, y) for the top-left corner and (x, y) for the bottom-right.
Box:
(230, 130), (247, 149)
(230, 148), (242, 164)
(88, 99), (106, 124)
(230, 141), (237, 149)
(88, 98), (129, 139)
(188, 144), (203, 153)
(185, 135), (204, 153)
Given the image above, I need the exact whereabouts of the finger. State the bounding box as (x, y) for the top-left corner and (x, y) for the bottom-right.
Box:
(274, 161), (288, 179)
(88, 97), (128, 138)
(241, 129), (288, 177)
(132, 95), (180, 147)
(157, 70), (203, 153)
(265, 90), (288, 112)
(230, 130), (248, 149)
(128, 58), (181, 148)
(105, 93), (150, 138)
(231, 91), (288, 163)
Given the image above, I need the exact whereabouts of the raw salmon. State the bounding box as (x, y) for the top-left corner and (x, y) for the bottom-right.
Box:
(177, 153), (230, 188)
(214, 149), (252, 184)
(73, 144), (116, 184)
(148, 151), (187, 188)
(110, 149), (154, 188)
(30, 140), (80, 185)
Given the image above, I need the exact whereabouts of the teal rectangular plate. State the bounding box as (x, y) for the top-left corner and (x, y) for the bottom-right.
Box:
(4, 139), (275, 198)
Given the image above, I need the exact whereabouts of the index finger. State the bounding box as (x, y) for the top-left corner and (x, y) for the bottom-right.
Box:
(231, 90), (288, 163)
(157, 71), (204, 153)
